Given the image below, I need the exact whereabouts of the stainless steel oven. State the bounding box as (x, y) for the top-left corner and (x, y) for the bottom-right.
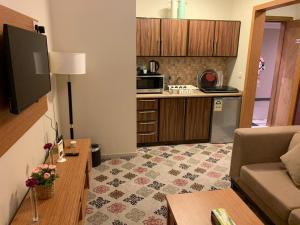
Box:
(136, 75), (164, 94)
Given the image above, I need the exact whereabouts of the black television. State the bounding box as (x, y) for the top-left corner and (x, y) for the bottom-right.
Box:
(3, 24), (51, 114)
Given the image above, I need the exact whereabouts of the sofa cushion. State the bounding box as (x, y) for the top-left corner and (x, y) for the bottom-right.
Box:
(289, 209), (300, 225)
(240, 162), (300, 222)
(281, 145), (300, 186)
(288, 132), (300, 151)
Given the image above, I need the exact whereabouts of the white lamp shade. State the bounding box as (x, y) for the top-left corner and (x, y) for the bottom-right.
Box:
(49, 52), (86, 75)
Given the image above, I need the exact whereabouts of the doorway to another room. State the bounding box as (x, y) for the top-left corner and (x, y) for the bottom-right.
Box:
(252, 16), (300, 128)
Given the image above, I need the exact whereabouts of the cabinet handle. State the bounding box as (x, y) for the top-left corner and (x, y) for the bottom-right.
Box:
(138, 132), (156, 136)
(139, 99), (156, 102)
(139, 121), (156, 125)
(138, 111), (156, 114)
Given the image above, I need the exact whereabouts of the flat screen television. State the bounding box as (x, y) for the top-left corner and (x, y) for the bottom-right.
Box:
(3, 24), (51, 114)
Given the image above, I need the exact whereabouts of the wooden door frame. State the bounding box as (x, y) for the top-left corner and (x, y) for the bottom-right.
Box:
(240, 0), (300, 128)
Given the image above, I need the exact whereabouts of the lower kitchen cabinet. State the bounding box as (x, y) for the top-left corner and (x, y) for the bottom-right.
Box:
(185, 98), (212, 140)
(159, 98), (185, 142)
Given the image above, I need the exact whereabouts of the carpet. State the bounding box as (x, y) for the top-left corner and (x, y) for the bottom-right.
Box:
(85, 143), (232, 225)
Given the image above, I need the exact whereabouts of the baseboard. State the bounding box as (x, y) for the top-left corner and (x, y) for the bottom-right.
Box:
(102, 151), (137, 160)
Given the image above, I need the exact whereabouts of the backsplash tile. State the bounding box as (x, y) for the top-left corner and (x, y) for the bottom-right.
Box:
(137, 57), (230, 87)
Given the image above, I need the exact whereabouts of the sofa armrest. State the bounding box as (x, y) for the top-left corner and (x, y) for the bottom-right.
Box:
(230, 126), (300, 181)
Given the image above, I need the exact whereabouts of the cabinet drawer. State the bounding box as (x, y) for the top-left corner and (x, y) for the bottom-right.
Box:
(137, 110), (157, 121)
(137, 99), (158, 110)
(137, 132), (158, 144)
(137, 121), (157, 133)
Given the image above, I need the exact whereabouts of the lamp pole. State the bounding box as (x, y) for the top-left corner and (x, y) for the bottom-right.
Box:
(68, 75), (74, 139)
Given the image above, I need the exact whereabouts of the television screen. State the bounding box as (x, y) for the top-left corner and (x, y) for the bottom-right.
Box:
(3, 24), (51, 114)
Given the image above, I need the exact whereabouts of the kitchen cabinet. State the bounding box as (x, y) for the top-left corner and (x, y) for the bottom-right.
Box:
(214, 21), (241, 56)
(161, 19), (188, 56)
(137, 99), (158, 144)
(136, 18), (160, 56)
(159, 98), (185, 142)
(185, 98), (212, 140)
(188, 20), (215, 56)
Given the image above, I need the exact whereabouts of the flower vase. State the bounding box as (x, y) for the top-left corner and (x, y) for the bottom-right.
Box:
(36, 184), (55, 200)
(30, 187), (38, 222)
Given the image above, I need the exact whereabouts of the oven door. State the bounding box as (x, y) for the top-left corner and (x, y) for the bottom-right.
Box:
(136, 76), (164, 93)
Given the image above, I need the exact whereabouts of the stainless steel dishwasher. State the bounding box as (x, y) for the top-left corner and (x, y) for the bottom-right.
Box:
(210, 97), (242, 143)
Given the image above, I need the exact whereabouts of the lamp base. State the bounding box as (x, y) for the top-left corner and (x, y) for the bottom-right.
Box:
(57, 157), (67, 163)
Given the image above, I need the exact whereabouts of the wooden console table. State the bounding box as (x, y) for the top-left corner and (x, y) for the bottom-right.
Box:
(11, 138), (91, 225)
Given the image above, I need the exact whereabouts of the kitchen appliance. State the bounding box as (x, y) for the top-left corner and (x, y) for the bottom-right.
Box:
(149, 60), (160, 74)
(168, 85), (198, 94)
(211, 97), (242, 143)
(198, 69), (218, 89)
(137, 75), (164, 94)
(201, 86), (239, 93)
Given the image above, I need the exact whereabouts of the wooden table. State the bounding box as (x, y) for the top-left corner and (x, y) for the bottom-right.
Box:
(11, 139), (91, 225)
(166, 188), (264, 225)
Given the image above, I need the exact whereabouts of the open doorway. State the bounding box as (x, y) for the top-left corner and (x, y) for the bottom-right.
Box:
(241, 1), (300, 128)
(252, 22), (282, 127)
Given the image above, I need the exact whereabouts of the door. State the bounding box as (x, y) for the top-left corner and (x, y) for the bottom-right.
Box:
(159, 98), (185, 142)
(272, 21), (300, 125)
(161, 19), (188, 56)
(136, 18), (160, 56)
(214, 21), (240, 56)
(185, 98), (212, 140)
(188, 20), (215, 56)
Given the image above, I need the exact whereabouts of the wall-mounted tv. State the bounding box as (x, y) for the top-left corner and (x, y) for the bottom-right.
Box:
(3, 24), (51, 114)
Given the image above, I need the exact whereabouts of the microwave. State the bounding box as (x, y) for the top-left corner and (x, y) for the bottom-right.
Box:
(136, 75), (164, 94)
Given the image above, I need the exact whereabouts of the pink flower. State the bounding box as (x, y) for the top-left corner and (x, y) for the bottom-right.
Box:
(40, 164), (49, 169)
(44, 173), (51, 179)
(32, 167), (41, 174)
(49, 165), (56, 170)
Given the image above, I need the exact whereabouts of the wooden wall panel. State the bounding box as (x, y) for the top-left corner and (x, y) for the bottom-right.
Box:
(0, 5), (48, 157)
(188, 20), (215, 56)
(161, 19), (188, 56)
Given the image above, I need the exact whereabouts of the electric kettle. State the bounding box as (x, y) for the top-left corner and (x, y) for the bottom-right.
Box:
(149, 60), (160, 74)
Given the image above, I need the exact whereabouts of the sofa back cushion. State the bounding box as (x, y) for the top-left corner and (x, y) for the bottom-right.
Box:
(288, 132), (300, 151)
(281, 145), (300, 187)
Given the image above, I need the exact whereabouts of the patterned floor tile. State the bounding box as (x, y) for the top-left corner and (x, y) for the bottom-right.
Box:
(125, 208), (146, 222)
(86, 143), (232, 225)
(87, 212), (109, 225)
(109, 190), (125, 199)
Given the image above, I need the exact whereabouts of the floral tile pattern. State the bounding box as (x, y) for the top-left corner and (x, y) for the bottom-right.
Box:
(86, 143), (232, 225)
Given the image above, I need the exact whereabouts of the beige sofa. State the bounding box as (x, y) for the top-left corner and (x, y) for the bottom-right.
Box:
(230, 126), (300, 225)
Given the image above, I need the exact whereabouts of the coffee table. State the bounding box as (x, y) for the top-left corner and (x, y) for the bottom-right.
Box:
(166, 188), (264, 225)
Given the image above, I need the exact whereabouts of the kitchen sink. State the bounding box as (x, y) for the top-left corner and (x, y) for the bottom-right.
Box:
(168, 85), (198, 94)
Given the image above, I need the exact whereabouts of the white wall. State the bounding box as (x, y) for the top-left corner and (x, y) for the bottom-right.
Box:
(0, 1), (58, 225)
(256, 25), (281, 98)
(136, 0), (234, 20)
(49, 0), (136, 157)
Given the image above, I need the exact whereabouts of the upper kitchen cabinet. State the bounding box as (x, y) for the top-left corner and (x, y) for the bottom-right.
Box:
(161, 19), (188, 56)
(214, 21), (241, 56)
(136, 18), (161, 56)
(188, 20), (215, 56)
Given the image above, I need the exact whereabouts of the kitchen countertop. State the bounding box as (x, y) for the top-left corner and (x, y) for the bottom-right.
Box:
(136, 90), (243, 99)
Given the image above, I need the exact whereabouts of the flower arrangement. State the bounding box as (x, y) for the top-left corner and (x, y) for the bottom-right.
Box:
(26, 164), (58, 188)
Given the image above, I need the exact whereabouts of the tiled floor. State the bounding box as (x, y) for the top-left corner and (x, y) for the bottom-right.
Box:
(86, 143), (232, 225)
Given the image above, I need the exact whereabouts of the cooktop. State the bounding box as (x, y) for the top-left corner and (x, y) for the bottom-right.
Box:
(200, 86), (239, 93)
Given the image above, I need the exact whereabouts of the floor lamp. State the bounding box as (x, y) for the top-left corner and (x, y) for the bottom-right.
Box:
(49, 52), (86, 139)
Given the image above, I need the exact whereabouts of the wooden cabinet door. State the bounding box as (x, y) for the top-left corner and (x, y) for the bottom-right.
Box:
(136, 18), (160, 56)
(188, 20), (215, 56)
(185, 98), (212, 140)
(136, 19), (141, 56)
(161, 19), (188, 56)
(159, 98), (185, 142)
(214, 21), (240, 56)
